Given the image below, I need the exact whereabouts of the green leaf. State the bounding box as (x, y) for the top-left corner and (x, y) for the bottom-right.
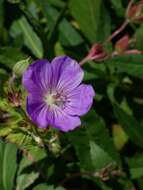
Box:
(107, 55), (143, 78)
(32, 184), (65, 190)
(113, 103), (143, 148)
(112, 124), (128, 150)
(68, 110), (120, 171)
(54, 42), (65, 56)
(85, 111), (120, 169)
(83, 62), (106, 81)
(48, 0), (65, 8)
(68, 126), (93, 170)
(18, 146), (47, 175)
(16, 172), (39, 190)
(10, 16), (43, 58)
(96, 3), (111, 43)
(127, 154), (143, 179)
(69, 0), (102, 43)
(0, 140), (17, 190)
(32, 184), (51, 190)
(59, 19), (83, 46)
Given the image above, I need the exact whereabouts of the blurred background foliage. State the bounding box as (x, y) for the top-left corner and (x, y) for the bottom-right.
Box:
(1, 0), (143, 189)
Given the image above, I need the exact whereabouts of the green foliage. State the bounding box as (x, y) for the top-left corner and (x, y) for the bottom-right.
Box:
(70, 0), (100, 42)
(114, 103), (143, 148)
(1, 0), (143, 189)
(0, 141), (17, 190)
(10, 16), (43, 58)
(68, 110), (120, 171)
(59, 19), (83, 46)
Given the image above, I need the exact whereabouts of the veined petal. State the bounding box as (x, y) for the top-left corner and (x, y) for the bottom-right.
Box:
(52, 107), (81, 132)
(22, 59), (52, 93)
(64, 84), (95, 116)
(51, 56), (84, 93)
(26, 94), (49, 128)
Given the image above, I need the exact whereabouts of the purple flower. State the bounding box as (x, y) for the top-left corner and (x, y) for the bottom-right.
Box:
(22, 56), (95, 132)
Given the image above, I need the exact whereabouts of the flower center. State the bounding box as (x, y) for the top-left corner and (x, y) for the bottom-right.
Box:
(44, 92), (67, 108)
(45, 94), (55, 106)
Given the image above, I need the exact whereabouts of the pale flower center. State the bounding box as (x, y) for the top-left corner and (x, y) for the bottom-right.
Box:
(44, 92), (67, 108)
(45, 94), (55, 106)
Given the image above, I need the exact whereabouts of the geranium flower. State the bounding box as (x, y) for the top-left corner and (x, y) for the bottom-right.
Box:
(22, 56), (95, 132)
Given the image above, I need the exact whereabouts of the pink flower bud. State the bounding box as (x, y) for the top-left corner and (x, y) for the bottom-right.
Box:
(127, 0), (143, 23)
(115, 35), (129, 54)
(87, 44), (107, 61)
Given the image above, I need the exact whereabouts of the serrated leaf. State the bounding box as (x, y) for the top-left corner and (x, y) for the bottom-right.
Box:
(10, 16), (43, 58)
(85, 111), (120, 169)
(68, 110), (120, 171)
(0, 140), (17, 190)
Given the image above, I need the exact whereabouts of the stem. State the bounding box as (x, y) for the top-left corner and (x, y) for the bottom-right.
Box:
(106, 20), (129, 43)
(79, 57), (89, 66)
(79, 20), (129, 66)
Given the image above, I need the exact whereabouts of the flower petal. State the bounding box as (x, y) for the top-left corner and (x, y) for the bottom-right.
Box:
(64, 84), (95, 116)
(26, 94), (49, 128)
(51, 56), (84, 93)
(51, 107), (81, 132)
(22, 59), (52, 93)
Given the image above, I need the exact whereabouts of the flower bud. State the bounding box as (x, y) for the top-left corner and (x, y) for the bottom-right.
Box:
(115, 35), (129, 54)
(13, 57), (30, 77)
(87, 44), (107, 61)
(127, 0), (143, 23)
